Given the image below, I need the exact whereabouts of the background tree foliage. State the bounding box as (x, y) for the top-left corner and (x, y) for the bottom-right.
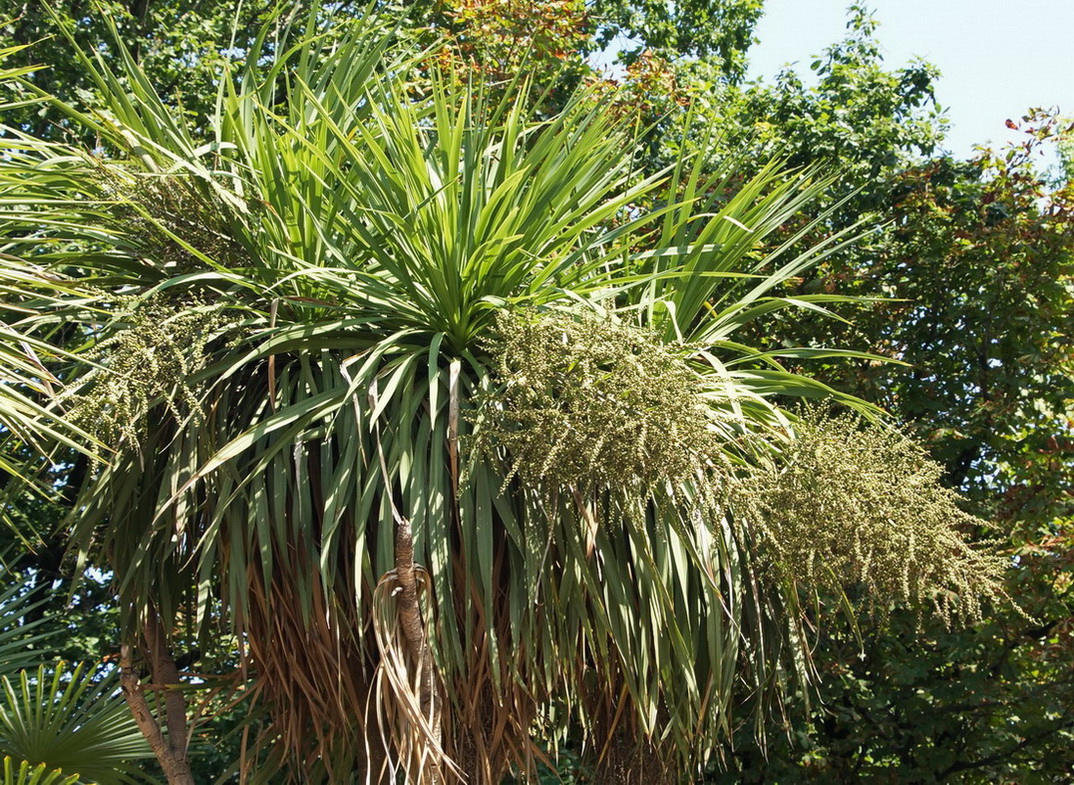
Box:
(5, 0), (286, 136)
(732, 116), (1074, 785)
(682, 10), (1074, 785)
(586, 0), (764, 80)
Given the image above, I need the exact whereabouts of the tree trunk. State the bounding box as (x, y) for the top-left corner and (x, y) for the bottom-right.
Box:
(119, 609), (195, 785)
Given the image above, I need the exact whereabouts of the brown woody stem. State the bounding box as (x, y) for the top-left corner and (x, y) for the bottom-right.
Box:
(119, 610), (195, 785)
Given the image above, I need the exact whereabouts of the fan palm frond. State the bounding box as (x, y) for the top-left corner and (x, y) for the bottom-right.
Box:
(0, 572), (151, 783)
(0, 664), (152, 785)
(1, 757), (77, 785)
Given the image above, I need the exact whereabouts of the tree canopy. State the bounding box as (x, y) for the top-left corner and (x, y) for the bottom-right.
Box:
(0, 2), (1070, 783)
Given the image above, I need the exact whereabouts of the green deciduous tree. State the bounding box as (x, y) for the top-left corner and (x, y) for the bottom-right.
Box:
(768, 120), (1074, 785)
(588, 0), (764, 81)
(699, 37), (1074, 785)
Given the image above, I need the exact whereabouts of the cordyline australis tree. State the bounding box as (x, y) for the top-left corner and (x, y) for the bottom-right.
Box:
(0, 8), (1008, 784)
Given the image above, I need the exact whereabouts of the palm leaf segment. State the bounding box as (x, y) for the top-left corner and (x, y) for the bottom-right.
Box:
(0, 11), (871, 782)
(0, 574), (151, 784)
(0, 759), (76, 785)
(0, 43), (102, 522)
(0, 664), (151, 785)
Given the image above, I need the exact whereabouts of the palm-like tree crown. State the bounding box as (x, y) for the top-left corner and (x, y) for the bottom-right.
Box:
(0, 9), (1005, 783)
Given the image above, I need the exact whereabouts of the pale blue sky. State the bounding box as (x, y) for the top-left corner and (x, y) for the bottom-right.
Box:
(748, 0), (1074, 159)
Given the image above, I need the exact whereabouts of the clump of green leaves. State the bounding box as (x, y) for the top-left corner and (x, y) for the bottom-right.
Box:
(477, 309), (725, 497)
(104, 173), (248, 271)
(741, 411), (1010, 625)
(68, 297), (226, 448)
